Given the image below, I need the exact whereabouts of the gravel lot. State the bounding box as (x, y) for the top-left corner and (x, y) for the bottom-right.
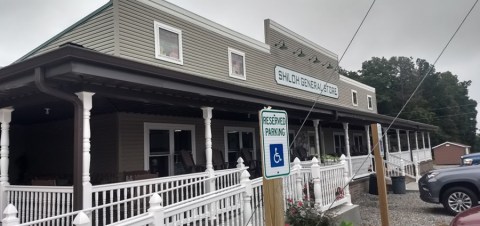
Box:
(354, 191), (454, 226)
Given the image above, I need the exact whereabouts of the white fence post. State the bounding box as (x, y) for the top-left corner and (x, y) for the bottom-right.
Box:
(2, 204), (19, 226)
(149, 194), (164, 226)
(292, 158), (303, 201)
(310, 157), (322, 208)
(237, 157), (245, 169)
(340, 155), (352, 205)
(240, 170), (253, 226)
(413, 157), (420, 182)
(73, 211), (91, 226)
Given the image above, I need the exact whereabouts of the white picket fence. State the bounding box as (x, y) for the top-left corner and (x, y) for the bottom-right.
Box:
(2, 156), (353, 226)
(3, 165), (244, 225)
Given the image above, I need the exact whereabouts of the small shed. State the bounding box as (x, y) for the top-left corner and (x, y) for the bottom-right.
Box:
(432, 142), (471, 165)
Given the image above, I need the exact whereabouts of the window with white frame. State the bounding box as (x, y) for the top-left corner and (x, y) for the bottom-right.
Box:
(154, 21), (183, 65)
(228, 48), (246, 80)
(224, 127), (256, 168)
(351, 90), (358, 106)
(367, 95), (373, 110)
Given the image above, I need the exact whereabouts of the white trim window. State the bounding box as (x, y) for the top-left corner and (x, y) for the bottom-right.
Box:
(228, 47), (246, 80)
(144, 123), (195, 176)
(367, 95), (373, 110)
(224, 127), (256, 167)
(351, 90), (358, 106)
(154, 21), (183, 65)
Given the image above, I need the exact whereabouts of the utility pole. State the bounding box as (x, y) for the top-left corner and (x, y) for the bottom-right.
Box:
(371, 124), (390, 226)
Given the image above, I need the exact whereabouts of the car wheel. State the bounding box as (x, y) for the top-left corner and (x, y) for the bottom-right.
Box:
(442, 187), (478, 215)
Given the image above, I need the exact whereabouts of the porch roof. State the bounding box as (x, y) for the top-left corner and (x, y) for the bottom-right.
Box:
(0, 44), (437, 131)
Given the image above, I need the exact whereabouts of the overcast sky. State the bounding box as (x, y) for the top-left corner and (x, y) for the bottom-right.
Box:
(1, 0), (479, 130)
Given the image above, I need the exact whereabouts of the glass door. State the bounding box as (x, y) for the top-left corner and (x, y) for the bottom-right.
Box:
(145, 123), (195, 176)
(224, 127), (256, 168)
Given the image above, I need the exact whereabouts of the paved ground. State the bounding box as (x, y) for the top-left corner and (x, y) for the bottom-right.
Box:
(354, 191), (454, 226)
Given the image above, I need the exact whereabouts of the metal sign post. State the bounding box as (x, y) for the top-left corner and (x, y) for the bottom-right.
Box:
(259, 109), (290, 226)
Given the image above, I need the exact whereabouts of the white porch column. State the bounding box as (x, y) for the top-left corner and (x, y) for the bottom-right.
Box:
(365, 125), (373, 171)
(0, 108), (13, 186)
(415, 131), (420, 161)
(313, 120), (320, 158)
(383, 128), (390, 159)
(396, 129), (401, 152)
(201, 107), (214, 174)
(427, 132), (431, 149)
(342, 123), (352, 178)
(421, 132), (426, 149)
(406, 131), (412, 161)
(0, 107), (14, 217)
(406, 131), (411, 152)
(76, 92), (94, 209)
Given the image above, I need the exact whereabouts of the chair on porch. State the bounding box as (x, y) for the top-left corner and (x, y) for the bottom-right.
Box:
(212, 148), (228, 170)
(240, 149), (261, 178)
(181, 150), (205, 173)
(293, 146), (311, 161)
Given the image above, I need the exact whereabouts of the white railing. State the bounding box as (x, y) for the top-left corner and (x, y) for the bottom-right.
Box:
(288, 156), (351, 211)
(3, 166), (244, 225)
(4, 185), (73, 224)
(386, 154), (416, 179)
(412, 148), (432, 162)
(3, 170), (250, 226)
(251, 177), (264, 226)
(389, 150), (412, 162)
(3, 157), (354, 226)
(348, 155), (372, 179)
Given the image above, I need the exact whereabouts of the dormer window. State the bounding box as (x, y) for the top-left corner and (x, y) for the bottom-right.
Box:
(154, 21), (183, 65)
(228, 48), (246, 80)
(367, 95), (373, 110)
(351, 90), (358, 106)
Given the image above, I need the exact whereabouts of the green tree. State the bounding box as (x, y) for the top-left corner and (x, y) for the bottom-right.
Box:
(342, 56), (477, 147)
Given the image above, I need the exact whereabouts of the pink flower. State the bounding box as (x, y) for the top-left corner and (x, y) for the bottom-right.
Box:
(297, 201), (303, 207)
(287, 198), (293, 203)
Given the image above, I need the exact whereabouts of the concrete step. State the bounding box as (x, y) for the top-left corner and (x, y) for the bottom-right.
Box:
(329, 204), (361, 226)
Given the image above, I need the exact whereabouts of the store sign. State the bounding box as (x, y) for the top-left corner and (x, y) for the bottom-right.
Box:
(275, 66), (339, 99)
(260, 109), (290, 179)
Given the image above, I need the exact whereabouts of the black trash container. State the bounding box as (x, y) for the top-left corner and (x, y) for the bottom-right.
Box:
(391, 176), (406, 194)
(369, 173), (378, 195)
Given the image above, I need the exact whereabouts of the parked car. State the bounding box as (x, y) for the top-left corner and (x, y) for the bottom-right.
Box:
(461, 152), (480, 166)
(450, 205), (480, 225)
(418, 165), (480, 215)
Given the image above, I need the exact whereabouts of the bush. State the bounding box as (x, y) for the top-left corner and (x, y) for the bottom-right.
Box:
(285, 199), (334, 226)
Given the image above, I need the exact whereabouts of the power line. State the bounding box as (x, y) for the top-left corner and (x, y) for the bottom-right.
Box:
(290, 0), (377, 149)
(326, 0), (479, 211)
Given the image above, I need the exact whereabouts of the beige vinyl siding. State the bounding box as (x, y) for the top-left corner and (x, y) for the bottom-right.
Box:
(28, 6), (115, 59)
(267, 27), (377, 112)
(118, 113), (205, 172)
(117, 112), (265, 172)
(117, 0), (272, 92)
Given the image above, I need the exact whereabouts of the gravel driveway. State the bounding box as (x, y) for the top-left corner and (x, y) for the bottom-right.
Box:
(354, 191), (454, 226)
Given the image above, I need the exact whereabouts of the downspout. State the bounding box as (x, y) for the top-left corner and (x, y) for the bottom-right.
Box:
(34, 67), (84, 210)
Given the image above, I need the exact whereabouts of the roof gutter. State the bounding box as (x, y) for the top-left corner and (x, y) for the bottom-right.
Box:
(34, 67), (84, 211)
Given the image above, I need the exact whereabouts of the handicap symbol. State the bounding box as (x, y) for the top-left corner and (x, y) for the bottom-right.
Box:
(270, 144), (284, 167)
(273, 147), (282, 164)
